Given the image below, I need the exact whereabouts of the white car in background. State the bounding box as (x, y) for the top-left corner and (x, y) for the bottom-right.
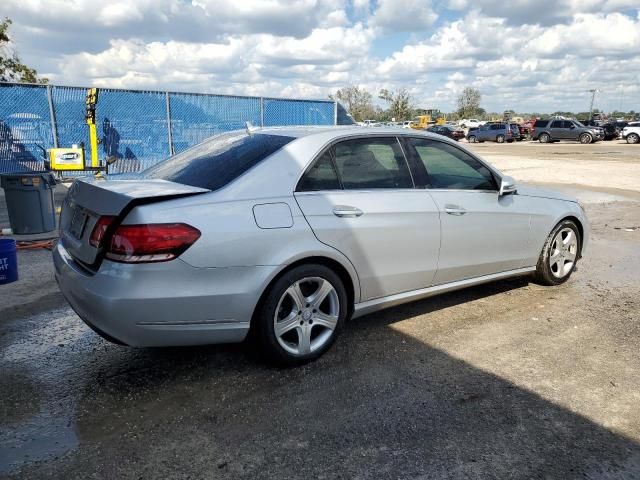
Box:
(621, 122), (640, 144)
(459, 119), (483, 129)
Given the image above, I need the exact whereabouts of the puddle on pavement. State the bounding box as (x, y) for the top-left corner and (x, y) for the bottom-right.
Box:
(0, 307), (89, 475)
(0, 408), (79, 475)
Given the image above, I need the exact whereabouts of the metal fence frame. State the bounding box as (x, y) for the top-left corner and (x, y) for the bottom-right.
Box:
(0, 82), (337, 174)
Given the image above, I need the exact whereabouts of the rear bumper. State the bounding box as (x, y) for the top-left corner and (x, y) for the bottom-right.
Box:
(53, 241), (276, 347)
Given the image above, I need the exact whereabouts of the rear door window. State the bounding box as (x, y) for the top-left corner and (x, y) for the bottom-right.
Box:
(333, 137), (413, 189)
(143, 132), (295, 190)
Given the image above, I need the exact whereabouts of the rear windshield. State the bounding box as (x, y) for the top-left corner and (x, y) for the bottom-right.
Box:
(143, 132), (295, 190)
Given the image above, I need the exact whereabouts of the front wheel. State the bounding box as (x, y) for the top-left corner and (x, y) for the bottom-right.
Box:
(468, 135), (477, 143)
(496, 134), (505, 143)
(579, 133), (593, 144)
(533, 220), (581, 286)
(627, 133), (639, 144)
(255, 264), (347, 365)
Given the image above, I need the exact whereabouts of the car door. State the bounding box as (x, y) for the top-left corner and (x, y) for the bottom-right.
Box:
(565, 120), (580, 140)
(549, 120), (566, 140)
(295, 136), (441, 301)
(477, 124), (489, 141)
(405, 137), (532, 285)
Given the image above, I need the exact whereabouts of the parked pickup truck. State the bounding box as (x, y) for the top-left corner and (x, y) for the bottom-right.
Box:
(532, 119), (604, 144)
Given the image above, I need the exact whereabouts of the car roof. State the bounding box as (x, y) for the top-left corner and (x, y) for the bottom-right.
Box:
(208, 125), (495, 201)
(247, 125), (447, 142)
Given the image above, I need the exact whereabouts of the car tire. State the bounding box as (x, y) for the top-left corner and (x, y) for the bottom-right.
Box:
(468, 135), (477, 143)
(496, 135), (505, 143)
(579, 133), (593, 144)
(533, 220), (581, 286)
(539, 133), (550, 143)
(627, 133), (639, 144)
(255, 264), (347, 366)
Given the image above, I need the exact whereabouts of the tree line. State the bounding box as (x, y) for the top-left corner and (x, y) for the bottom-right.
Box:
(331, 85), (638, 123)
(331, 85), (486, 122)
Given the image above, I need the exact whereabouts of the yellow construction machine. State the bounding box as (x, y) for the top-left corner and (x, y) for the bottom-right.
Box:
(47, 88), (104, 173)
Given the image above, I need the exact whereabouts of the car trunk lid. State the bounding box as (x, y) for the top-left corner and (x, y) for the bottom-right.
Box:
(60, 178), (209, 267)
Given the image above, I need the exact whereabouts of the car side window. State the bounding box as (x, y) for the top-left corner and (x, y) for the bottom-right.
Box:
(297, 149), (341, 191)
(333, 137), (413, 189)
(409, 138), (497, 191)
(551, 120), (562, 128)
(564, 121), (574, 128)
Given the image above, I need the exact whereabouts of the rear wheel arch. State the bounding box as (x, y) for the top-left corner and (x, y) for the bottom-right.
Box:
(252, 256), (357, 328)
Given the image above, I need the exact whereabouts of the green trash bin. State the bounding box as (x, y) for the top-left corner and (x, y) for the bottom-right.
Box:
(0, 173), (57, 234)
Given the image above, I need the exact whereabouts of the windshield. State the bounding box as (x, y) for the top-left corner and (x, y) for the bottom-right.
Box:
(143, 131), (295, 190)
(574, 120), (586, 127)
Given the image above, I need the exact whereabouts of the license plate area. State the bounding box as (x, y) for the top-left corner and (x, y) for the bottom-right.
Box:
(69, 208), (89, 239)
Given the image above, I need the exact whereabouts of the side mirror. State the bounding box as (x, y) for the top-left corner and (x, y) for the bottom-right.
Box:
(569, 124), (575, 129)
(499, 175), (517, 196)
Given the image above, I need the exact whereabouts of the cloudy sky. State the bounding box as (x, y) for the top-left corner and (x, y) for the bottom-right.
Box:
(4, 0), (640, 113)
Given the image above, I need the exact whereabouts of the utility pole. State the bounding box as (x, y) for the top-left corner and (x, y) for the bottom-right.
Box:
(588, 89), (598, 120)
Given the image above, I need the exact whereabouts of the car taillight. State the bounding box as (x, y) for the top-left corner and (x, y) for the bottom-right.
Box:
(89, 215), (116, 247)
(105, 223), (201, 263)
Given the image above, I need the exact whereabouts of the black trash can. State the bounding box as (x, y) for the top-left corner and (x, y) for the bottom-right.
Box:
(0, 173), (57, 234)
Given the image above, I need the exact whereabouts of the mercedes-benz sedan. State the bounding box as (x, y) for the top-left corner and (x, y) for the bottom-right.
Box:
(54, 127), (589, 365)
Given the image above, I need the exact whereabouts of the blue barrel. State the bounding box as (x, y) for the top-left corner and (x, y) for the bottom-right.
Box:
(0, 239), (18, 285)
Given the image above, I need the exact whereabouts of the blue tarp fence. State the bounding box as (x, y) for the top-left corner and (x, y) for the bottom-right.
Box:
(0, 82), (337, 174)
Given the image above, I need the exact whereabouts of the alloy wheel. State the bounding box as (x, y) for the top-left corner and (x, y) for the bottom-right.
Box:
(549, 227), (578, 278)
(273, 277), (339, 356)
(580, 133), (592, 144)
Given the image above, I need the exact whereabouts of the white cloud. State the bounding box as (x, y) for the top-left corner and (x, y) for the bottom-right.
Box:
(2, 0), (639, 112)
(446, 0), (640, 25)
(370, 0), (438, 32)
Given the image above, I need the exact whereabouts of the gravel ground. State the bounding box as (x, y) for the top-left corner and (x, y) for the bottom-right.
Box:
(1, 143), (639, 479)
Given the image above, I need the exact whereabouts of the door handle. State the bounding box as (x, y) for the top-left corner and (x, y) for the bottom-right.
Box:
(444, 204), (466, 216)
(333, 205), (363, 218)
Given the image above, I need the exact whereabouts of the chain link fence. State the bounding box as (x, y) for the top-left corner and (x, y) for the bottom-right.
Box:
(0, 82), (336, 174)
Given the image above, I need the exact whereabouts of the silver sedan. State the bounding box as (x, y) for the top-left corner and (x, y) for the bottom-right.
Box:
(54, 127), (589, 364)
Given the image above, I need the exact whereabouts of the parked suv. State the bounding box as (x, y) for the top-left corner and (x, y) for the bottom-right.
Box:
(466, 122), (514, 143)
(621, 122), (640, 144)
(532, 119), (604, 144)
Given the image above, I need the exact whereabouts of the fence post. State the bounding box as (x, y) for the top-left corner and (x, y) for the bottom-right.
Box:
(165, 91), (173, 155)
(260, 97), (265, 127)
(46, 85), (59, 148)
